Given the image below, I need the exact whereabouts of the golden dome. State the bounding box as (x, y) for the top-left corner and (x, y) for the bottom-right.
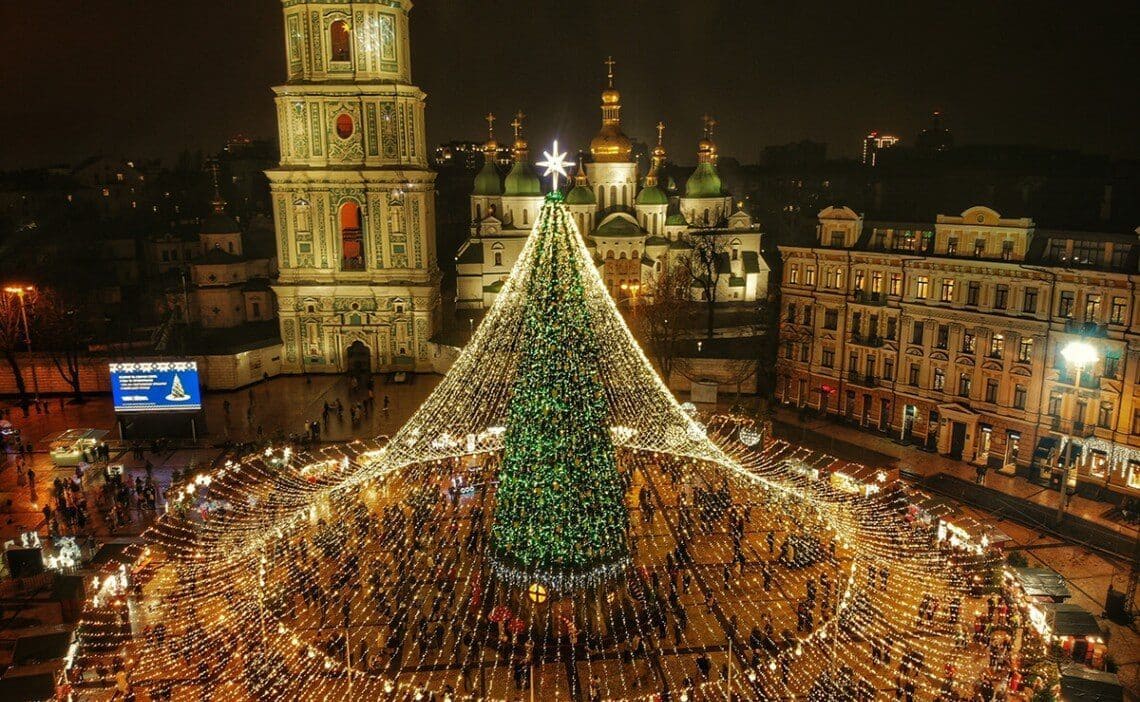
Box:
(591, 127), (632, 163)
(601, 88), (621, 105)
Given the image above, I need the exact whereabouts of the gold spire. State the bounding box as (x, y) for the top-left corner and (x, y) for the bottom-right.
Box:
(591, 55), (632, 163)
(510, 110), (528, 159)
(483, 112), (498, 154)
(573, 150), (590, 187)
(208, 160), (226, 214)
(645, 121), (666, 188)
(698, 115), (718, 165)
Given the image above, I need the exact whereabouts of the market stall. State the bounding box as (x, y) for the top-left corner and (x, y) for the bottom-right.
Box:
(1027, 602), (1107, 668)
(1005, 567), (1071, 604)
(45, 429), (108, 467)
(1060, 662), (1123, 701)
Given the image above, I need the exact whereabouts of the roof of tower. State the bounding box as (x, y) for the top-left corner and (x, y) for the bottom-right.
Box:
(503, 160), (542, 197)
(636, 184), (668, 206)
(685, 162), (723, 198)
(590, 57), (632, 164)
(565, 154), (596, 205)
(474, 162), (502, 196)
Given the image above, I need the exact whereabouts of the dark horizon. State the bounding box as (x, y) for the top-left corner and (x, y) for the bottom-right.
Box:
(2, 0), (1138, 170)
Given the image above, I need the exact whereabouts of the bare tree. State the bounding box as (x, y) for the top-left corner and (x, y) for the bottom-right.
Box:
(680, 230), (729, 340)
(630, 264), (694, 385)
(0, 290), (34, 406)
(38, 289), (90, 402)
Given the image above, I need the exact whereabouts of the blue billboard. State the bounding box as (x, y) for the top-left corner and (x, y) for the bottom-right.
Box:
(110, 361), (202, 413)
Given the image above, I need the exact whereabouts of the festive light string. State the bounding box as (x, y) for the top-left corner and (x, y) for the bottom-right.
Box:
(63, 195), (1012, 702)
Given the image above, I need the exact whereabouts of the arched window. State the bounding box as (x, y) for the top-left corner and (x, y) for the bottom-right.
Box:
(606, 250), (615, 259)
(731, 238), (741, 261)
(475, 203), (482, 221)
(609, 186), (617, 207)
(330, 20), (351, 63)
(620, 251), (627, 260)
(703, 208), (710, 224)
(340, 201), (364, 271)
(523, 209), (528, 226)
(492, 243), (504, 268)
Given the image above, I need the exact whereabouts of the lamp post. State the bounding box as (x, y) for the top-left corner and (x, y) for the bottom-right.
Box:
(1056, 340), (1098, 525)
(4, 285), (39, 405)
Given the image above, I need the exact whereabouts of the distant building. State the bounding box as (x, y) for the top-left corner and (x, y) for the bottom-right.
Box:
(777, 204), (1140, 499)
(916, 111), (954, 153)
(456, 61), (768, 310)
(862, 132), (900, 166)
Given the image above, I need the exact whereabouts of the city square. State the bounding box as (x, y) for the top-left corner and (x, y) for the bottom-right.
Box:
(1, 1), (1139, 701)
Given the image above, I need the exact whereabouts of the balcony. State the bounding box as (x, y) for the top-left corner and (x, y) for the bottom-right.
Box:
(852, 290), (887, 306)
(1057, 370), (1102, 390)
(1063, 320), (1108, 338)
(1048, 415), (1097, 438)
(341, 256), (366, 271)
(848, 372), (879, 388)
(850, 333), (884, 348)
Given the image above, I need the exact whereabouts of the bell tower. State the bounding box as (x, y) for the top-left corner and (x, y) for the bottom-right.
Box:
(269, 0), (440, 375)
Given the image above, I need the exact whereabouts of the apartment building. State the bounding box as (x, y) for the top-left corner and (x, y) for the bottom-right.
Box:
(777, 204), (1140, 499)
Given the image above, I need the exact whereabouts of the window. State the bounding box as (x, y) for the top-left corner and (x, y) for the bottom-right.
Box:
(825, 268), (838, 288)
(889, 273), (902, 296)
(830, 231), (844, 247)
(908, 364), (920, 386)
(783, 341), (793, 359)
(821, 348), (835, 368)
(886, 318), (896, 340)
(899, 231), (916, 251)
(1084, 293), (1101, 321)
(883, 358), (894, 381)
(994, 285), (1008, 310)
(494, 252), (503, 267)
(787, 304), (797, 322)
(1111, 297), (1127, 324)
(802, 307), (813, 326)
(1133, 409), (1140, 435)
(252, 301), (261, 318)
(805, 267), (816, 285)
(339, 201), (364, 271)
(1104, 354), (1120, 379)
(852, 312), (863, 336)
(933, 369), (945, 391)
(958, 373), (972, 397)
(330, 19), (352, 62)
(1023, 288), (1038, 313)
(1013, 385), (1027, 409)
(336, 113), (354, 139)
(911, 321), (924, 345)
(854, 271), (866, 291)
(974, 238), (986, 257)
(985, 379), (998, 403)
(1001, 240), (1014, 261)
(788, 265), (800, 285)
(989, 334), (1004, 358)
(1098, 402), (1114, 429)
(947, 237), (959, 255)
(1072, 240), (1103, 266)
(962, 331), (976, 354)
(966, 281), (980, 306)
(936, 324), (949, 349)
(872, 272), (883, 294)
(1058, 291), (1075, 318)
(915, 276), (929, 299)
(848, 352), (858, 372)
(823, 309), (838, 330)
(799, 344), (810, 362)
(1047, 392), (1062, 417)
(922, 231), (935, 252)
(1112, 244), (1132, 270)
(1017, 337), (1033, 363)
(939, 278), (955, 303)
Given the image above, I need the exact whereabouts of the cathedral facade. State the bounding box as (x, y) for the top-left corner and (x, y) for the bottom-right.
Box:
(456, 62), (768, 310)
(268, 0), (440, 375)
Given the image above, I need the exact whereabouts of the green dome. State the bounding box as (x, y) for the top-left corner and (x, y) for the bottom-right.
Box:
(685, 162), (722, 198)
(565, 184), (597, 205)
(503, 160), (542, 196)
(635, 185), (668, 206)
(473, 162), (502, 196)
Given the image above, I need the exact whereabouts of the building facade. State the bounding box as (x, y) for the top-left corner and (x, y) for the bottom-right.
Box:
(268, 0), (441, 375)
(778, 204), (1140, 498)
(455, 64), (768, 310)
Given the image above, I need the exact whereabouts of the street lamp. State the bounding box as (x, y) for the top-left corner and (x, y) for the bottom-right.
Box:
(1056, 340), (1098, 524)
(4, 285), (39, 406)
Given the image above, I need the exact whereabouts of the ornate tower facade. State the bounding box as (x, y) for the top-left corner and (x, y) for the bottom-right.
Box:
(268, 0), (440, 375)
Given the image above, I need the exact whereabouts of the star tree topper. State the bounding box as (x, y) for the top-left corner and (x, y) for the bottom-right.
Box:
(537, 140), (574, 192)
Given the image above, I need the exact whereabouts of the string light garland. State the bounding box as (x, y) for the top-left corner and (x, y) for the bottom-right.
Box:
(62, 174), (1030, 701)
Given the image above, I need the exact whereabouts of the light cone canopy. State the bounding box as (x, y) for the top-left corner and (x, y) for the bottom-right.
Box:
(66, 194), (1004, 702)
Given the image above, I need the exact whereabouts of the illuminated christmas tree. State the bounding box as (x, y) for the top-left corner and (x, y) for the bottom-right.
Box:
(490, 192), (630, 587)
(166, 373), (189, 401)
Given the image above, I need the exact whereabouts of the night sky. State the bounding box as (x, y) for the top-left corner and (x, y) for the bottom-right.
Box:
(2, 0), (1138, 169)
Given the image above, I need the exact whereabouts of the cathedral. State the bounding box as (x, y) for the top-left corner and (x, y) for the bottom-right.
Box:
(268, 1), (440, 375)
(456, 60), (769, 310)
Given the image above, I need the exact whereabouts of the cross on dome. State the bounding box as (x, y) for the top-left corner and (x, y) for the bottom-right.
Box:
(485, 112), (496, 139)
(604, 56), (616, 87)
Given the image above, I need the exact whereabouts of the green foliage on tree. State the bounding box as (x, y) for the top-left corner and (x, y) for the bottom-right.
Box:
(490, 197), (629, 580)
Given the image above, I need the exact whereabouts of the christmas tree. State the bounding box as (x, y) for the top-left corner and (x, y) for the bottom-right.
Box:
(166, 374), (189, 401)
(490, 193), (630, 588)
